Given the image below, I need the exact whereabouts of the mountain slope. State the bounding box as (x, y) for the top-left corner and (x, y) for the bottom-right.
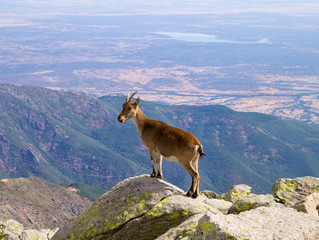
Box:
(0, 84), (147, 190)
(0, 176), (91, 229)
(0, 83), (319, 194)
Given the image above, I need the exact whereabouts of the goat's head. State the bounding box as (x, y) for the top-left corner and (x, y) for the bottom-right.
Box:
(117, 92), (141, 123)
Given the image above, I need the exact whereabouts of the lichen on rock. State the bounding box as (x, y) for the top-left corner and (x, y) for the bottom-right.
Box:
(227, 194), (275, 215)
(200, 190), (219, 199)
(0, 219), (57, 240)
(220, 184), (255, 203)
(272, 176), (319, 205)
(109, 194), (217, 240)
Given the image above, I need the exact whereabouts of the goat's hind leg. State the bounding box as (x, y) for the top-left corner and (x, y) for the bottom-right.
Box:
(155, 153), (163, 179)
(181, 161), (200, 198)
(191, 158), (200, 198)
(187, 179), (194, 197)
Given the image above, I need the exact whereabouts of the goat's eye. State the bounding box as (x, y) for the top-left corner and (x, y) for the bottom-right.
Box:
(128, 106), (132, 110)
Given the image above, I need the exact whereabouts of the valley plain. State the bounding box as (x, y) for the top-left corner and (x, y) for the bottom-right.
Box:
(1, 1), (319, 124)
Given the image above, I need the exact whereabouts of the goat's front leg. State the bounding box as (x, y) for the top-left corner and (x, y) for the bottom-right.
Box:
(156, 153), (163, 179)
(149, 150), (157, 178)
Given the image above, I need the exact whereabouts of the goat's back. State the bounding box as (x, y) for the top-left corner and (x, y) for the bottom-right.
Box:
(141, 119), (201, 159)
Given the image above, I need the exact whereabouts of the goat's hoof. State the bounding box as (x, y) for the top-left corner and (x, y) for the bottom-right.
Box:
(186, 191), (193, 197)
(191, 193), (198, 199)
(156, 175), (163, 179)
(150, 173), (156, 178)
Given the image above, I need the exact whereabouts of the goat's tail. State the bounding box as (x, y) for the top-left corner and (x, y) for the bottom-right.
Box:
(198, 145), (206, 160)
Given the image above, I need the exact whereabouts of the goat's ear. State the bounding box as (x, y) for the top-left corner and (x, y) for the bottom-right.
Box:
(135, 96), (141, 107)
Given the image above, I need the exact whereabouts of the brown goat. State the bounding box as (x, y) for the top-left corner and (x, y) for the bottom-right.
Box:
(117, 92), (205, 198)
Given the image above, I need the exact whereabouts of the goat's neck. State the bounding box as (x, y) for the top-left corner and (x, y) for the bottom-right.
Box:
(133, 108), (148, 133)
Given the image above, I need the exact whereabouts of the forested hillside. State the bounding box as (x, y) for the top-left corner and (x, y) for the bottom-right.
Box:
(0, 83), (319, 196)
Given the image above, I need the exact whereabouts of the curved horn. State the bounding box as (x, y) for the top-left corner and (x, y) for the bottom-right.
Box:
(128, 91), (137, 102)
(125, 92), (131, 102)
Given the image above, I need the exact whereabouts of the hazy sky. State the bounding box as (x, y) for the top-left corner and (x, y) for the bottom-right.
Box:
(2, 0), (319, 15)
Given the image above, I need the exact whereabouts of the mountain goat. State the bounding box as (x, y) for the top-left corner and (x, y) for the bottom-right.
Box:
(117, 92), (205, 198)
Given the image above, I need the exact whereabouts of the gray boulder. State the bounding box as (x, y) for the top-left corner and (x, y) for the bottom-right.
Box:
(227, 194), (275, 214)
(192, 207), (319, 240)
(0, 219), (24, 240)
(200, 190), (219, 199)
(220, 184), (255, 203)
(204, 199), (232, 214)
(156, 214), (203, 240)
(272, 176), (319, 205)
(293, 192), (319, 218)
(21, 229), (57, 240)
(109, 195), (220, 240)
(0, 219), (57, 240)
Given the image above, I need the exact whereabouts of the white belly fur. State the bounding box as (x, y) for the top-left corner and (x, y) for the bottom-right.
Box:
(160, 145), (200, 162)
(164, 155), (179, 162)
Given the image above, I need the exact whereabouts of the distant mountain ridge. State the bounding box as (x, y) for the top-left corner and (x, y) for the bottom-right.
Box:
(0, 83), (319, 195)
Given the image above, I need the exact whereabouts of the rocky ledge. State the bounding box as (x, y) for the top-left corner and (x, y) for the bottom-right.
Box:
(52, 175), (319, 240)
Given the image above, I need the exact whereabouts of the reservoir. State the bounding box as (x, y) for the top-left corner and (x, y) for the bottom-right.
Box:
(154, 32), (270, 44)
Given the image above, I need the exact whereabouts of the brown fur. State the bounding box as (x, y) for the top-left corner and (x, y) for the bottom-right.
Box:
(117, 92), (205, 198)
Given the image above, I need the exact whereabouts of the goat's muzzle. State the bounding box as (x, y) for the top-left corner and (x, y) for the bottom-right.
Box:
(118, 115), (125, 123)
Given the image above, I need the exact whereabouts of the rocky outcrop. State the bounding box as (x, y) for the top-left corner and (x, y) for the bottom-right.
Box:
(272, 176), (319, 205)
(52, 175), (219, 240)
(53, 175), (319, 240)
(0, 219), (58, 240)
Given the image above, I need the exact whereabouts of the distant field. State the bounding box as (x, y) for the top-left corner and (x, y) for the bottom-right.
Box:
(1, 3), (319, 124)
